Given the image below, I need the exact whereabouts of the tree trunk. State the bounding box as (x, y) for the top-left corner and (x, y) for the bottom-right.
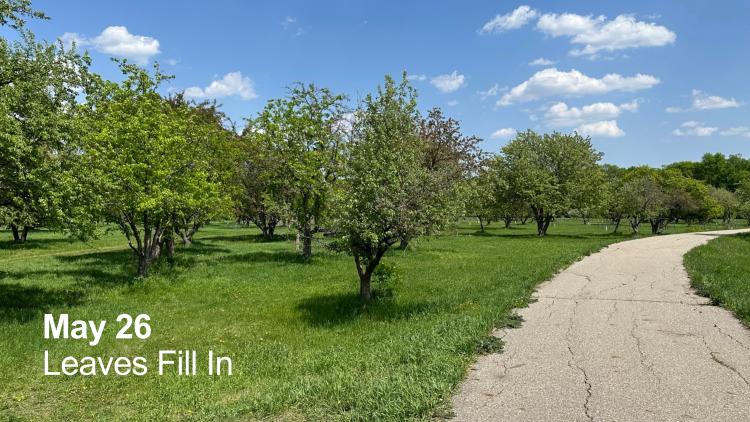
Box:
(354, 245), (390, 300)
(650, 218), (667, 235)
(399, 238), (409, 249)
(613, 218), (621, 233)
(10, 224), (20, 242)
(477, 216), (485, 232)
(532, 207), (545, 236)
(359, 271), (372, 301)
(542, 216), (553, 235)
(165, 235), (175, 262)
(504, 216), (512, 229)
(302, 227), (312, 260)
(534, 211), (551, 236)
(263, 225), (275, 241)
(21, 226), (30, 241)
(137, 255), (150, 277)
(535, 218), (545, 236)
(630, 217), (640, 233)
(180, 231), (192, 246)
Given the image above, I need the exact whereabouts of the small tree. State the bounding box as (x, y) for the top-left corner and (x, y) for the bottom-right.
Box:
(486, 156), (526, 229)
(234, 131), (287, 240)
(82, 61), (225, 276)
(709, 187), (739, 225)
(600, 164), (628, 232)
(660, 171), (720, 228)
(167, 94), (236, 246)
(333, 75), (441, 300)
(620, 167), (667, 234)
(499, 130), (604, 236)
(463, 167), (496, 232)
(247, 83), (346, 259)
(417, 108), (483, 238)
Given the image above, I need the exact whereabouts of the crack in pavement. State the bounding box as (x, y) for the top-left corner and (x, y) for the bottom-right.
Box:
(700, 334), (750, 390)
(606, 301), (618, 325)
(714, 323), (750, 353)
(569, 271), (596, 298)
(630, 311), (654, 373)
(565, 300), (594, 421)
(545, 299), (556, 320)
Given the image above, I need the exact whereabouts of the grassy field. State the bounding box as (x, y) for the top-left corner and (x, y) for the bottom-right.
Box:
(0, 219), (741, 421)
(685, 232), (750, 327)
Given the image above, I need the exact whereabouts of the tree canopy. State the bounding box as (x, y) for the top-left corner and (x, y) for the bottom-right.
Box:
(0, 32), (93, 241)
(498, 130), (605, 236)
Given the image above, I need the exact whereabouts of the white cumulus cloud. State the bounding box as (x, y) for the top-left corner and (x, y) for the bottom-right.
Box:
(537, 13), (602, 37)
(576, 120), (625, 138)
(61, 26), (160, 64)
(672, 121), (718, 137)
(667, 90), (742, 112)
(536, 13), (675, 57)
(497, 68), (659, 106)
(430, 71), (466, 93)
(491, 128), (517, 139)
(480, 5), (538, 34)
(544, 100), (638, 127)
(184, 72), (258, 100)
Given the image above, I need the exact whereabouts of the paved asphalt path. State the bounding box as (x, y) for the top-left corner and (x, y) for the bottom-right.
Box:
(452, 229), (750, 422)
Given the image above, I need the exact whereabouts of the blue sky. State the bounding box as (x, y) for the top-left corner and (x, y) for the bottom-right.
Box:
(14, 0), (750, 166)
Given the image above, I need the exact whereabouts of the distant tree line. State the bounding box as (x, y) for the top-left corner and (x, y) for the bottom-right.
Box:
(2, 1), (749, 299)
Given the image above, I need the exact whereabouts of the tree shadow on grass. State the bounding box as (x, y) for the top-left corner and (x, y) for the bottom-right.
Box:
(217, 250), (307, 265)
(198, 233), (283, 243)
(465, 231), (631, 241)
(296, 292), (430, 327)
(0, 237), (78, 251)
(50, 241), (233, 284)
(0, 283), (85, 323)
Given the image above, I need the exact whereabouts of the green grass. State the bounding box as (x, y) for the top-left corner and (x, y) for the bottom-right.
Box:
(685, 232), (750, 326)
(0, 219), (740, 421)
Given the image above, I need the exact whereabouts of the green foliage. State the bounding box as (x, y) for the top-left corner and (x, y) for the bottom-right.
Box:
(486, 155), (527, 228)
(462, 166), (497, 231)
(418, 108), (483, 232)
(0, 31), (93, 241)
(244, 83), (347, 259)
(371, 261), (402, 300)
(710, 187), (739, 224)
(0, 0), (47, 31)
(333, 74), (445, 299)
(165, 94), (238, 244)
(666, 153), (750, 191)
(498, 130), (605, 235)
(619, 166), (721, 234)
(234, 130), (287, 240)
(80, 61), (227, 275)
(735, 180), (750, 222)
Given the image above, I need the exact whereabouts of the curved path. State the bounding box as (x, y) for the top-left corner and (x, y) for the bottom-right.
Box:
(452, 229), (750, 421)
